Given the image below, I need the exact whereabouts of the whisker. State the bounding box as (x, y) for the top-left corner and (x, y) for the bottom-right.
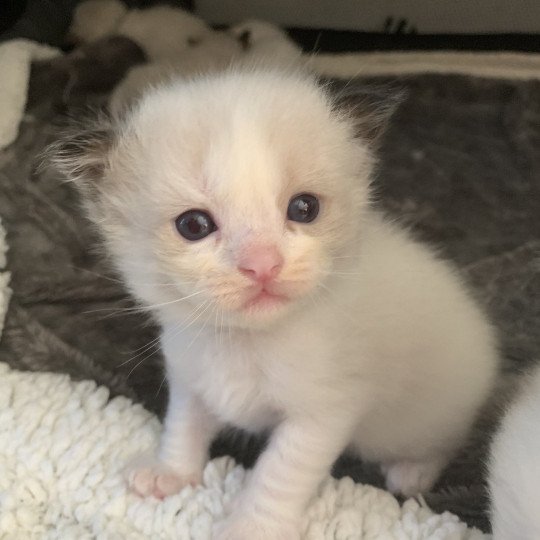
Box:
(213, 304), (219, 345)
(124, 299), (213, 378)
(179, 299), (213, 333)
(227, 310), (233, 352)
(219, 308), (224, 349)
(84, 290), (205, 316)
(184, 301), (214, 352)
(329, 275), (364, 283)
(317, 281), (358, 323)
(118, 322), (178, 368)
(318, 281), (334, 295)
(70, 265), (125, 284)
(71, 265), (195, 287)
(127, 331), (165, 355)
(132, 290), (206, 311)
(119, 300), (208, 368)
(308, 290), (319, 311)
(126, 357), (147, 380)
(155, 374), (167, 398)
(82, 304), (146, 315)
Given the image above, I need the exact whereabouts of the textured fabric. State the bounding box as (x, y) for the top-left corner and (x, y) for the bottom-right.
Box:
(0, 361), (488, 539)
(0, 39), (59, 149)
(0, 219), (10, 337)
(0, 67), (539, 533)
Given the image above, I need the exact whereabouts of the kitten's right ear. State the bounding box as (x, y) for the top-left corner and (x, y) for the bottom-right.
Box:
(45, 114), (115, 196)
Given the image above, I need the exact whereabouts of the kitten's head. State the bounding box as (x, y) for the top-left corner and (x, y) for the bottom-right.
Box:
(51, 69), (398, 328)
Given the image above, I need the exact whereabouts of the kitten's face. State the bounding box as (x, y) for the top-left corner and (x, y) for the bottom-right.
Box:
(74, 72), (375, 327)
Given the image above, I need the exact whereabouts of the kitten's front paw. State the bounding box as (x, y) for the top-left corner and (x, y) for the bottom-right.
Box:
(127, 462), (201, 499)
(382, 457), (446, 497)
(214, 513), (300, 540)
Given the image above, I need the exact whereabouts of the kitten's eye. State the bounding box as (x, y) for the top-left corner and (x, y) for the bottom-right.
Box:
(175, 210), (217, 241)
(287, 194), (319, 223)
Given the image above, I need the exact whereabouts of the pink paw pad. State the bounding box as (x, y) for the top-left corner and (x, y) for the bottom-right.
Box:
(128, 466), (200, 499)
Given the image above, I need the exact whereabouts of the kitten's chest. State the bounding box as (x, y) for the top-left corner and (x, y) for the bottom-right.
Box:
(192, 337), (284, 431)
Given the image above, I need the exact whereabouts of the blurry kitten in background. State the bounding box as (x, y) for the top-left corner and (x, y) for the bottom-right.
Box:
(109, 20), (302, 115)
(51, 68), (499, 539)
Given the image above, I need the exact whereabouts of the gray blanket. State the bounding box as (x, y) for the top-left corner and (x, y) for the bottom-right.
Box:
(1, 68), (539, 533)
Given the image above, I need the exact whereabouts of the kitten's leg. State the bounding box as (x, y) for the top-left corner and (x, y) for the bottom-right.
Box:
(128, 392), (219, 499)
(382, 455), (449, 497)
(214, 417), (352, 540)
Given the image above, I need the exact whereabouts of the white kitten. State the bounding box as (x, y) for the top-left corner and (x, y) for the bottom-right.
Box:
(67, 2), (210, 61)
(51, 68), (499, 539)
(489, 367), (540, 539)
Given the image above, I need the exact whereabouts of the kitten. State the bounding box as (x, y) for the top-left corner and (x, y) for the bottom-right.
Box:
(68, 1), (211, 61)
(51, 68), (499, 539)
(489, 366), (540, 539)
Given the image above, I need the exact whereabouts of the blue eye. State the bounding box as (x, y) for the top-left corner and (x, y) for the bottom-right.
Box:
(175, 210), (217, 241)
(287, 194), (319, 223)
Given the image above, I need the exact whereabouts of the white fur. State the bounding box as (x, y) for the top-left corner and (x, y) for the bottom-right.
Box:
(67, 69), (499, 539)
(109, 31), (242, 115)
(110, 21), (301, 115)
(68, 0), (128, 44)
(117, 6), (209, 61)
(228, 19), (302, 65)
(489, 367), (540, 539)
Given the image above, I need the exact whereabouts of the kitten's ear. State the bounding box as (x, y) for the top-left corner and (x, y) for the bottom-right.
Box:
(237, 29), (252, 50)
(333, 84), (405, 147)
(45, 113), (115, 196)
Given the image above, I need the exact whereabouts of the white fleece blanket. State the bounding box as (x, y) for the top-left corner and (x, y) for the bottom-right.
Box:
(0, 40), (59, 149)
(0, 219), (10, 334)
(0, 221), (488, 539)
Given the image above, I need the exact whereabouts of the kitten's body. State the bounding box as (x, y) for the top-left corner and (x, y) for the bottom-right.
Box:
(164, 213), (493, 465)
(52, 69), (499, 539)
(489, 367), (540, 540)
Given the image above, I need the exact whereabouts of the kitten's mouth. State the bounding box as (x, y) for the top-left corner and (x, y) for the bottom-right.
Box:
(243, 288), (288, 311)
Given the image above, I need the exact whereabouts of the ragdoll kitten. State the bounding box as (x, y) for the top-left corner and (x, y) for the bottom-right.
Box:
(489, 366), (540, 539)
(51, 68), (499, 539)
(68, 0), (211, 61)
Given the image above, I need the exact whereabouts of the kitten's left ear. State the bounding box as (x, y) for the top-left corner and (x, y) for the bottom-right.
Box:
(332, 83), (406, 148)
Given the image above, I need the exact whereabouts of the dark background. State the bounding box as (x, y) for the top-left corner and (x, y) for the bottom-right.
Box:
(2, 0), (540, 51)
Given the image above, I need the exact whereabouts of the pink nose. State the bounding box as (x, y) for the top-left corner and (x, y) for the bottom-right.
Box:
(238, 244), (283, 283)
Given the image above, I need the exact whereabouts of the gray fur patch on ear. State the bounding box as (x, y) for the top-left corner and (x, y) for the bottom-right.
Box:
(332, 82), (406, 147)
(45, 113), (116, 195)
